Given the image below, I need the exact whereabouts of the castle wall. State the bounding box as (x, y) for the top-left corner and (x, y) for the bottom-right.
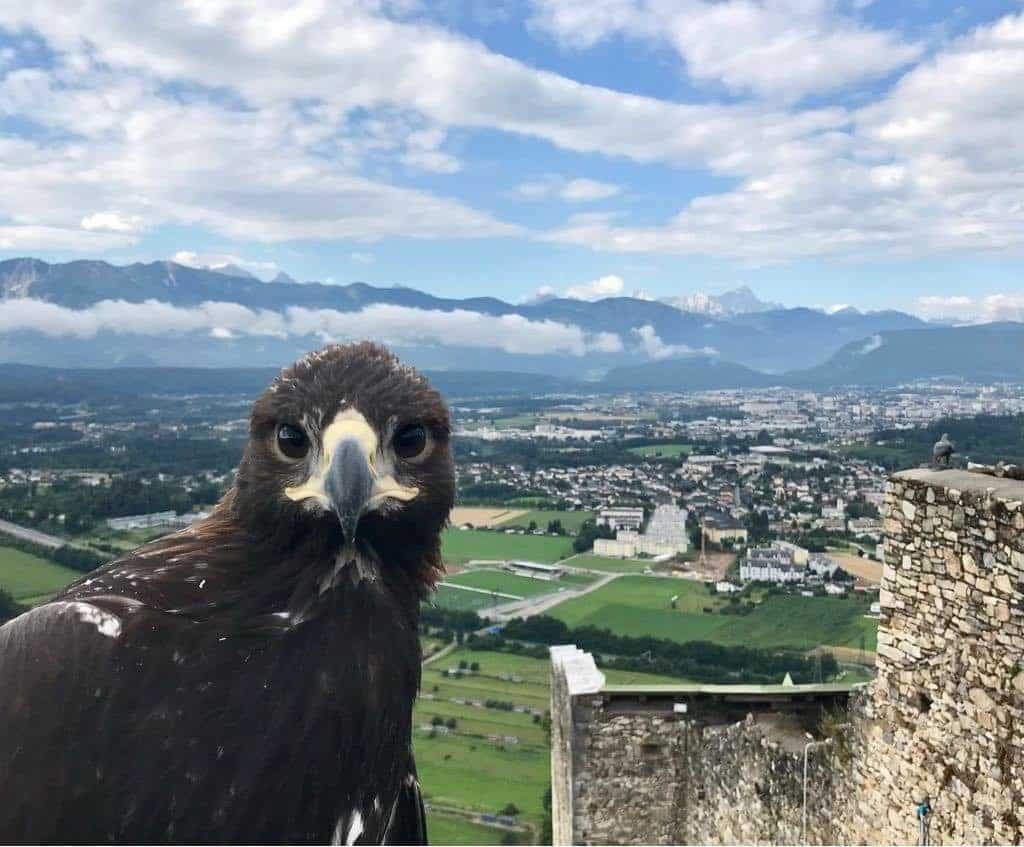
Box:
(839, 469), (1024, 844)
(550, 469), (1024, 846)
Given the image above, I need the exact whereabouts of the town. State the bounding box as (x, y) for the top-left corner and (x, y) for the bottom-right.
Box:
(2, 376), (1021, 843)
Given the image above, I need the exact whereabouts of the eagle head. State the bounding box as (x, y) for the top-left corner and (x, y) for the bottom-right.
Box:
(231, 342), (454, 585)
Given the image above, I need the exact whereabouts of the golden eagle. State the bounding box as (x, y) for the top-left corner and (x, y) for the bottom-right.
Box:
(0, 342), (455, 844)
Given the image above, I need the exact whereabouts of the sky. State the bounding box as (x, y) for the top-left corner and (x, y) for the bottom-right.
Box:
(0, 0), (1023, 320)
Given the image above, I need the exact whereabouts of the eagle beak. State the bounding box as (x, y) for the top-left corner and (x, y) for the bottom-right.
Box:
(325, 439), (374, 542)
(283, 408), (419, 539)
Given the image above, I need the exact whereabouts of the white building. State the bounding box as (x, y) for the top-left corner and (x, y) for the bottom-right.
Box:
(740, 541), (808, 584)
(597, 506), (644, 532)
(105, 511), (178, 531)
(594, 504), (689, 559)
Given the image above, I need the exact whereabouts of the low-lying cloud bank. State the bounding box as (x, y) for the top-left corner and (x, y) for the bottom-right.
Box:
(916, 294), (1024, 324)
(0, 298), (624, 357)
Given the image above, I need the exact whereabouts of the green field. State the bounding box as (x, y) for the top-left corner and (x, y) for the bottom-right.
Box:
(548, 575), (878, 651)
(563, 554), (661, 574)
(441, 529), (574, 566)
(427, 812), (518, 846)
(430, 584), (507, 612)
(495, 510), (594, 535)
(627, 443), (694, 458)
(446, 569), (575, 599)
(0, 546), (81, 603)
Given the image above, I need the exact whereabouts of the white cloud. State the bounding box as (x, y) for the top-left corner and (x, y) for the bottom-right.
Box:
(529, 0), (922, 101)
(533, 273), (659, 302)
(543, 12), (1024, 263)
(916, 294), (1024, 323)
(564, 274), (625, 300)
(80, 211), (143, 233)
(350, 252), (376, 264)
(0, 1), (1020, 269)
(632, 324), (716, 360)
(172, 251), (281, 279)
(515, 175), (622, 202)
(559, 178), (621, 202)
(0, 297), (624, 356)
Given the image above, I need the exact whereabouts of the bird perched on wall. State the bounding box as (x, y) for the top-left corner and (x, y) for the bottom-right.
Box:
(933, 433), (955, 468)
(0, 342), (455, 844)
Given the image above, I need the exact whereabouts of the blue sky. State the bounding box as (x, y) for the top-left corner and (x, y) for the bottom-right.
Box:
(0, 0), (1022, 320)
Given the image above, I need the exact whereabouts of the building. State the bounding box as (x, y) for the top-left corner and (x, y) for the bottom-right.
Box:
(807, 552), (840, 578)
(593, 504), (689, 559)
(702, 512), (748, 545)
(596, 506), (644, 532)
(641, 504), (689, 553)
(739, 541), (810, 583)
(503, 561), (566, 580)
(105, 510), (178, 531)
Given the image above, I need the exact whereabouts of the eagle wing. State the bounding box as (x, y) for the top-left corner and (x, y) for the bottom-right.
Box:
(0, 599), (129, 842)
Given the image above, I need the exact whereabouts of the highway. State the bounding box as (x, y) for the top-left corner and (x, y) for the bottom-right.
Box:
(0, 518), (66, 549)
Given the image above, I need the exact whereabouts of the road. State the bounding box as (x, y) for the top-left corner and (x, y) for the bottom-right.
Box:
(0, 518), (65, 549)
(478, 572), (622, 622)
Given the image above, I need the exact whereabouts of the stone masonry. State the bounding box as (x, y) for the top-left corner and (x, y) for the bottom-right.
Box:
(838, 468), (1024, 844)
(550, 469), (1024, 845)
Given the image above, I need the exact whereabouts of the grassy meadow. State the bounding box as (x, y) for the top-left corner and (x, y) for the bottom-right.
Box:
(441, 528), (574, 566)
(0, 546), (81, 605)
(495, 509), (594, 534)
(548, 575), (878, 652)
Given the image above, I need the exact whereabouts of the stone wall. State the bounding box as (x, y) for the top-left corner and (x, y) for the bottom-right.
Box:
(550, 469), (1024, 846)
(838, 469), (1024, 844)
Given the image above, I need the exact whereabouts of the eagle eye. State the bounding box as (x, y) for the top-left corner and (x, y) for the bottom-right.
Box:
(393, 423), (428, 461)
(276, 423), (309, 460)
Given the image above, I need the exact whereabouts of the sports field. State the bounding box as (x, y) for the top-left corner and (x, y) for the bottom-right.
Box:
(441, 529), (574, 566)
(446, 569), (562, 599)
(562, 554), (659, 574)
(0, 546), (81, 605)
(495, 509), (594, 535)
(430, 584), (507, 612)
(548, 575), (878, 651)
(627, 443), (694, 458)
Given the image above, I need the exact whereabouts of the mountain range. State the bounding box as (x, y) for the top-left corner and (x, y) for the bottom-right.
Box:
(0, 257), (1018, 388)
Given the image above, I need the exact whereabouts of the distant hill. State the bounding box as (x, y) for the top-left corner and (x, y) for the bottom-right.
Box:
(0, 363), (578, 403)
(0, 258), (931, 374)
(598, 356), (775, 392)
(793, 322), (1024, 385)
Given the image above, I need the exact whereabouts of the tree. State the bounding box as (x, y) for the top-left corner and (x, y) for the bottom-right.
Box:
(500, 803), (520, 816)
(0, 588), (25, 623)
(573, 519), (614, 553)
(470, 661), (480, 672)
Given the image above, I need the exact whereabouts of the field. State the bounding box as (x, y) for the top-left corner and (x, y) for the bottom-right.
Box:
(415, 646), (691, 842)
(0, 546), (82, 605)
(548, 575), (878, 651)
(827, 549), (883, 583)
(445, 568), (591, 598)
(449, 507), (527, 528)
(430, 584), (508, 612)
(427, 812), (518, 845)
(627, 443), (694, 458)
(495, 509), (594, 535)
(563, 554), (662, 574)
(441, 528), (574, 566)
